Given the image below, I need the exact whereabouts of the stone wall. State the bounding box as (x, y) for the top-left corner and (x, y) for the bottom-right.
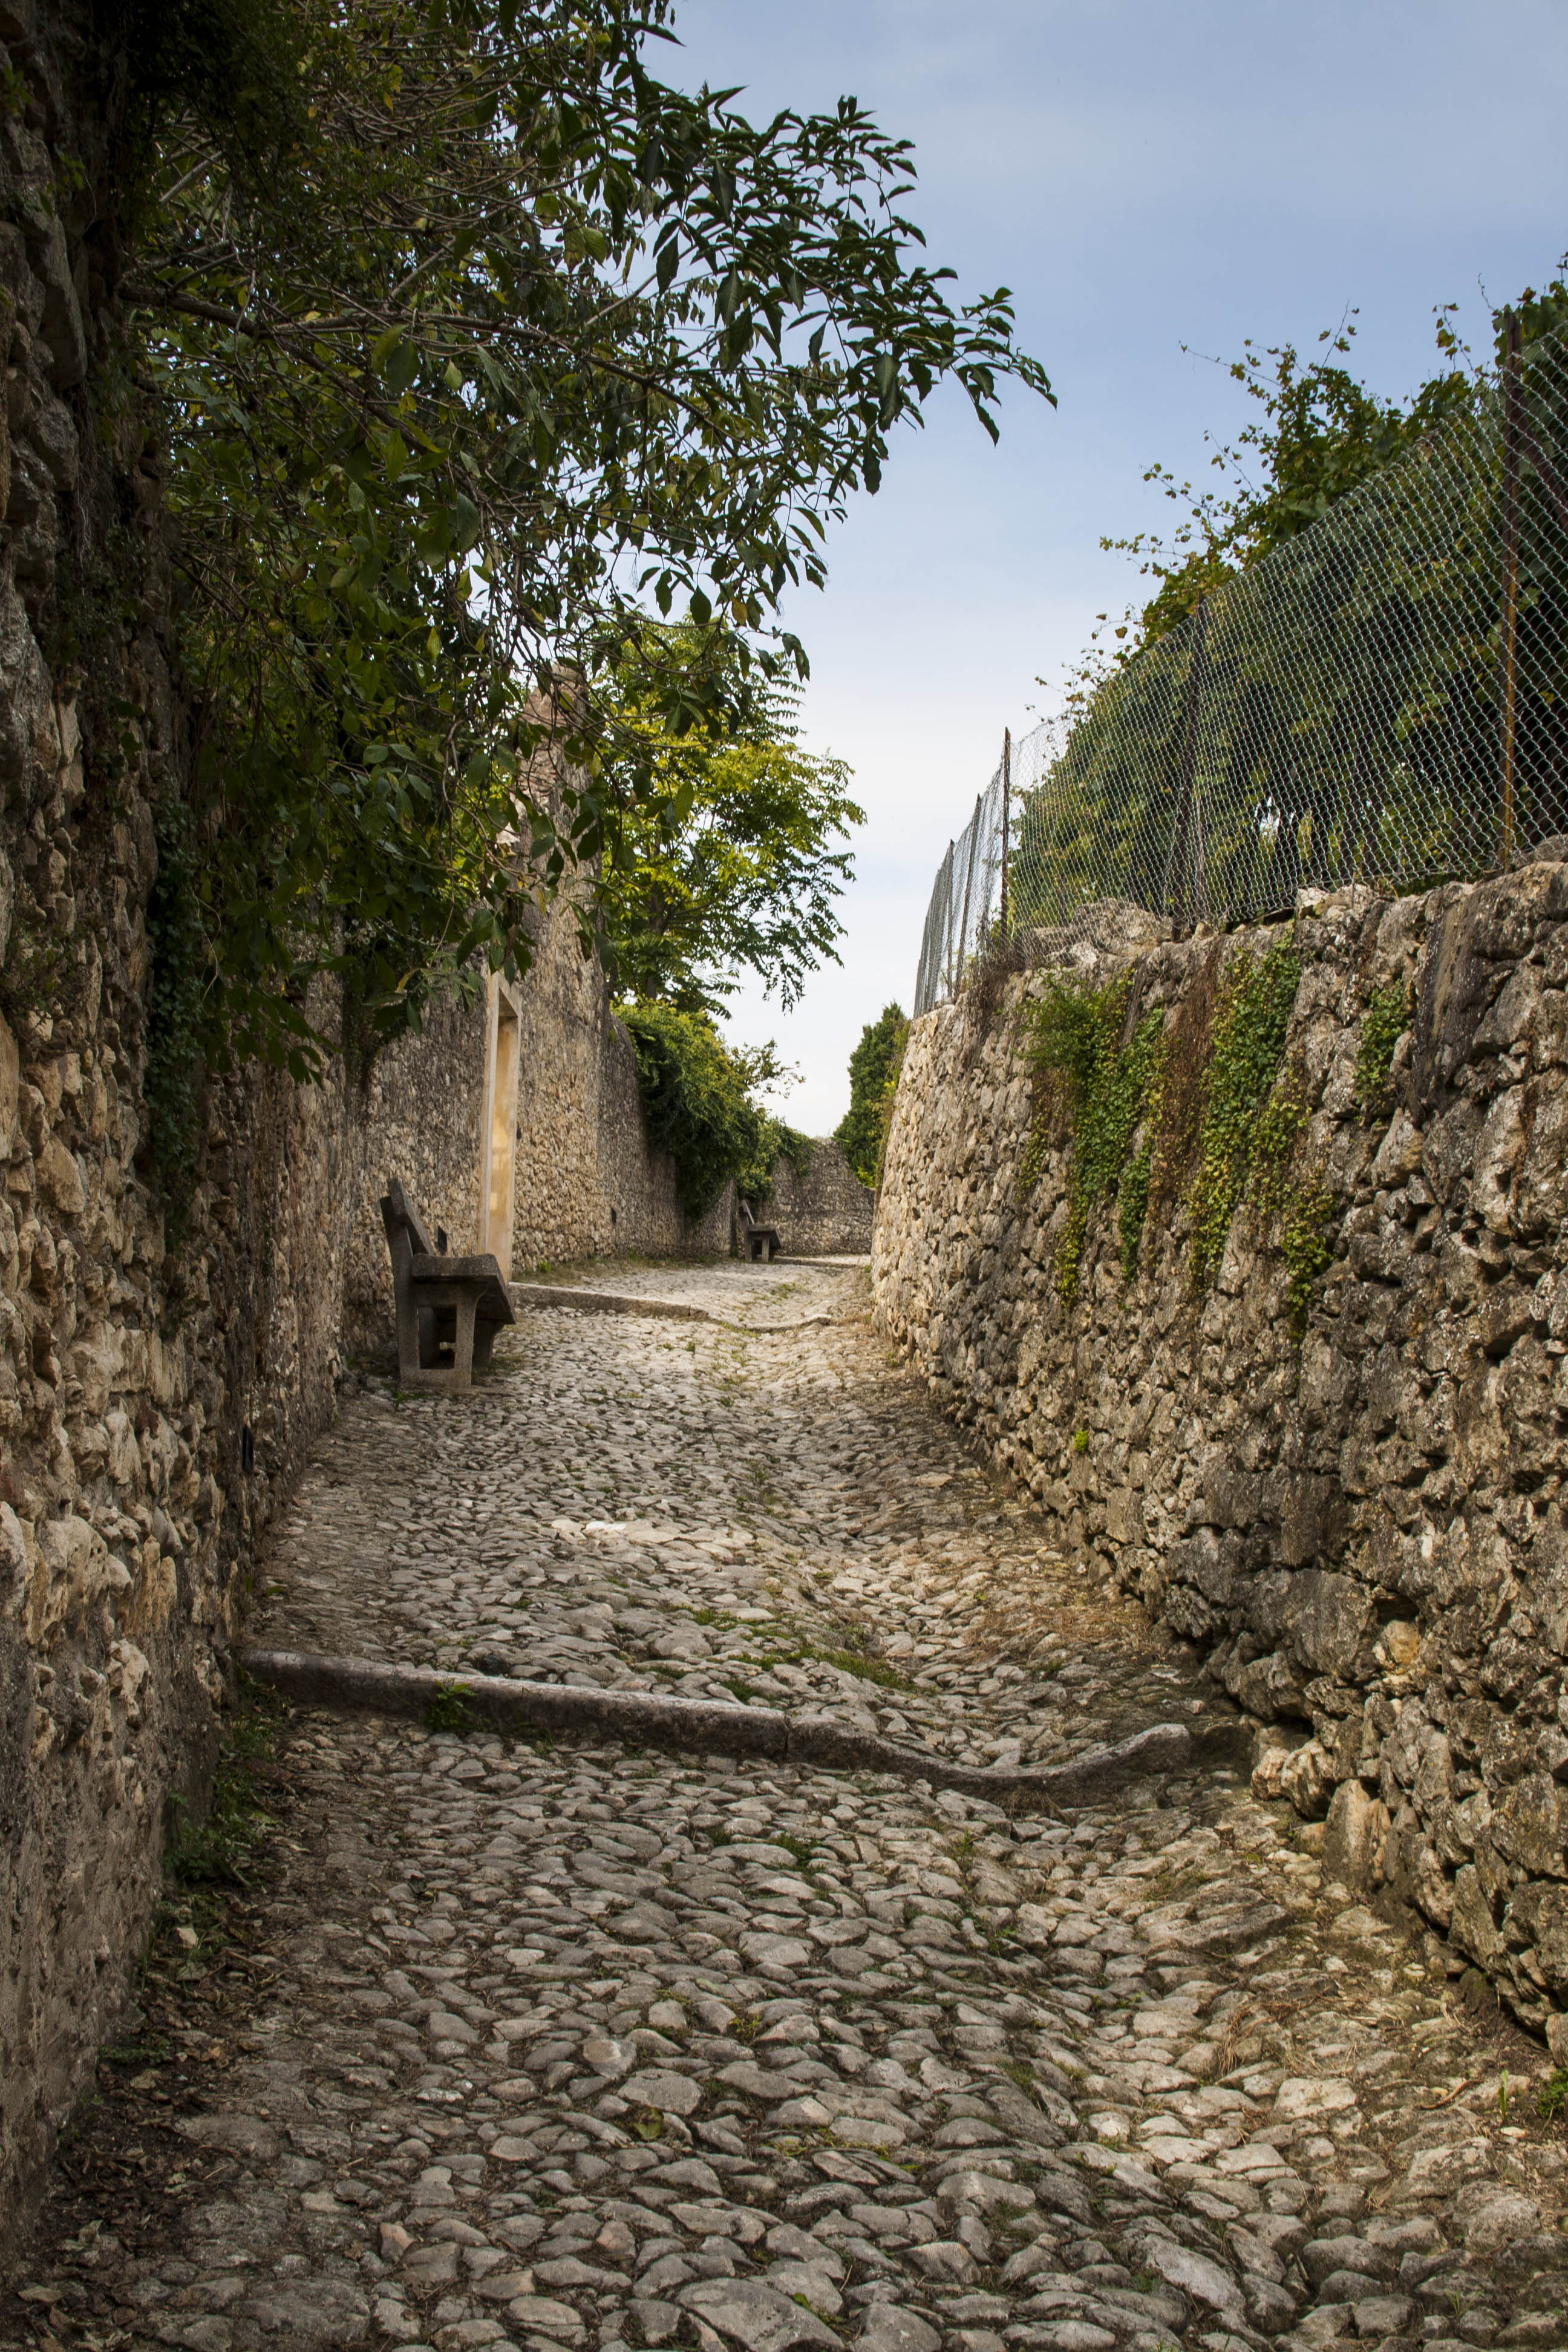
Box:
(763, 1135), (874, 1256)
(338, 898), (730, 1358)
(0, 1), (725, 2241)
(0, 0), (274, 2231)
(873, 868), (1568, 2054)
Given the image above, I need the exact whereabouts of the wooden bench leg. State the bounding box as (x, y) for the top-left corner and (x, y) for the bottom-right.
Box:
(394, 1287), (422, 1385)
(451, 1293), (478, 1393)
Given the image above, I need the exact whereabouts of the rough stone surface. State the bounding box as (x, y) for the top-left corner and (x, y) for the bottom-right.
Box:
(872, 872), (1568, 2042)
(760, 1139), (874, 1259)
(0, 18), (724, 2249)
(4, 1263), (1566, 2352)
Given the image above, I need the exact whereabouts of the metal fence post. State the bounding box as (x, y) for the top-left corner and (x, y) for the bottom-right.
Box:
(1500, 307), (1524, 869)
(998, 728), (1012, 941)
(1170, 593), (1207, 931)
(955, 794), (982, 986)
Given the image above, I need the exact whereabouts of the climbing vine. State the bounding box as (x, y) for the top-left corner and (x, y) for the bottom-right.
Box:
(618, 1001), (809, 1220)
(1353, 979), (1414, 1122)
(1020, 934), (1338, 1336)
(1020, 973), (1165, 1302)
(1187, 942), (1302, 1290)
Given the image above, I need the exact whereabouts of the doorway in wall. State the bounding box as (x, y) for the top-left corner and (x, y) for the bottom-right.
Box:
(481, 977), (521, 1274)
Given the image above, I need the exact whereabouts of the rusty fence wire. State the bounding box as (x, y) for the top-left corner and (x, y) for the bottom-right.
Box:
(913, 320), (1568, 1017)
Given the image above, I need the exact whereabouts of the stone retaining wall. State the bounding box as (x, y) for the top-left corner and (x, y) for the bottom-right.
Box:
(339, 905), (728, 1361)
(873, 869), (1568, 2054)
(764, 1134), (874, 1256)
(0, 1), (725, 2241)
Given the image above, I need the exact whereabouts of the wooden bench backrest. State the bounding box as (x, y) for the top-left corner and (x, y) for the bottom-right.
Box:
(381, 1174), (439, 1261)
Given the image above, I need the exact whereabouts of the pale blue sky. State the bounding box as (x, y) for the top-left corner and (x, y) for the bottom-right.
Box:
(665, 1), (1568, 1132)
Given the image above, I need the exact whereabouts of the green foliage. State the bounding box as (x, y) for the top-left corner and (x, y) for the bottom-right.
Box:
(619, 1001), (802, 1218)
(1117, 1130), (1155, 1284)
(165, 1691), (282, 1888)
(1353, 979), (1413, 1123)
(1259, 1097), (1338, 1336)
(599, 626), (863, 1013)
(1188, 945), (1301, 1291)
(737, 1105), (813, 1208)
(423, 1681), (472, 1733)
(119, 0), (1050, 1080)
(1021, 972), (1165, 1302)
(1022, 272), (1568, 947)
(835, 1002), (908, 1188)
(1108, 319), (1475, 645)
(1538, 2066), (1568, 2123)
(1014, 937), (1334, 1334)
(1071, 1428), (1090, 1455)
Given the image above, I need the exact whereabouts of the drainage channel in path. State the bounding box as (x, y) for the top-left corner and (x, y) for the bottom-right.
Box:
(4, 1260), (1566, 2352)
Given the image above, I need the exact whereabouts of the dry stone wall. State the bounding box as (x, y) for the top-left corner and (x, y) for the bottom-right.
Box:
(874, 867), (1568, 2055)
(338, 907), (723, 1360)
(0, 0), (727, 2243)
(763, 1134), (874, 1255)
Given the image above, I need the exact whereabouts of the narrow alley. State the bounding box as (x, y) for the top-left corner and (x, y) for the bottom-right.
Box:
(5, 1263), (1564, 2352)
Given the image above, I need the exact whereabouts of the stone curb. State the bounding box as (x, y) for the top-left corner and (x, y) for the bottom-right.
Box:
(508, 1284), (831, 1336)
(237, 1647), (1209, 1806)
(510, 1284), (711, 1323)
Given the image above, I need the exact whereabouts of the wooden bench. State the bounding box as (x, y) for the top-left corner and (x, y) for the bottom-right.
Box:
(380, 1177), (514, 1393)
(738, 1201), (782, 1264)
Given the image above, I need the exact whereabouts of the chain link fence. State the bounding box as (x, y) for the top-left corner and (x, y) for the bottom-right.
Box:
(913, 322), (1568, 1016)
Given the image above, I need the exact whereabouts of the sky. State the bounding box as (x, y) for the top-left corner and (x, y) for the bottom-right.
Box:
(663, 0), (1568, 1135)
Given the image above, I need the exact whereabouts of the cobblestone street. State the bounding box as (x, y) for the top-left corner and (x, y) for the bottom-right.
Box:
(5, 1261), (1567, 2352)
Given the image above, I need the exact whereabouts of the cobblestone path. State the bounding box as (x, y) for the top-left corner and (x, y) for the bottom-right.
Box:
(5, 1261), (1567, 2352)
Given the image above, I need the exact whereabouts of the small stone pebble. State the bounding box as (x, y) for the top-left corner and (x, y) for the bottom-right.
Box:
(3, 1261), (1566, 2352)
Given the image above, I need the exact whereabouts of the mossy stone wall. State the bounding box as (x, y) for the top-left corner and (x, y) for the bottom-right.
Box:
(874, 869), (1568, 2054)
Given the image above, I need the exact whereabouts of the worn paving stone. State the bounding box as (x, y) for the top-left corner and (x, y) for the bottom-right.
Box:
(4, 1261), (1567, 2352)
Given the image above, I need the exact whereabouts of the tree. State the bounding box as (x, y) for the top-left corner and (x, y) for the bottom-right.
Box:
(117, 0), (1053, 1078)
(597, 626), (863, 1011)
(834, 1002), (907, 1189)
(1108, 317), (1473, 645)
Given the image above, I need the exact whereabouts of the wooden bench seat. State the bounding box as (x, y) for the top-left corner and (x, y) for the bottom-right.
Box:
(380, 1176), (514, 1393)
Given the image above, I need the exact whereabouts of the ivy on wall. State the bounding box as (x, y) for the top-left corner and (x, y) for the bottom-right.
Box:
(1020, 932), (1347, 1334)
(1019, 973), (1163, 1302)
(1185, 942), (1301, 1289)
(1354, 979), (1414, 1122)
(618, 1001), (809, 1221)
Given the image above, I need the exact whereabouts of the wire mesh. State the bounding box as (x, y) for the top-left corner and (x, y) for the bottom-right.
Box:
(913, 322), (1568, 1016)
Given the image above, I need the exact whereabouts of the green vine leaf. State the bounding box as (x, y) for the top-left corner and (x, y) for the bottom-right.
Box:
(1020, 971), (1165, 1302)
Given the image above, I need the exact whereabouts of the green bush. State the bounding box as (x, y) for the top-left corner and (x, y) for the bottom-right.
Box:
(619, 1002), (808, 1220)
